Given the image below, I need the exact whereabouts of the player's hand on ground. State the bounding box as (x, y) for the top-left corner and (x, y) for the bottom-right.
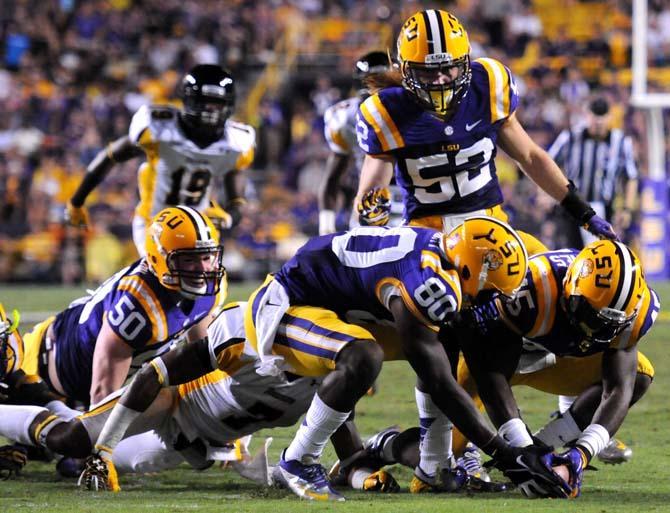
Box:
(494, 444), (571, 498)
(357, 187), (391, 227)
(64, 201), (90, 229)
(553, 447), (587, 498)
(78, 453), (120, 492)
(0, 444), (28, 479)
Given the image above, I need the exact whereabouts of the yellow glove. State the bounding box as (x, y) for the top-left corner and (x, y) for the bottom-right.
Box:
(357, 187), (391, 227)
(362, 469), (400, 493)
(78, 453), (120, 492)
(204, 201), (234, 231)
(64, 201), (90, 229)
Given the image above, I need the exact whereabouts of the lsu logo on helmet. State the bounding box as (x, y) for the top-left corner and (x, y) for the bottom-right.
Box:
(441, 216), (528, 300)
(397, 9), (471, 117)
(563, 240), (646, 348)
(145, 206), (225, 299)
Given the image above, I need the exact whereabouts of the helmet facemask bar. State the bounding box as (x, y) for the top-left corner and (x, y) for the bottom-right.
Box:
(563, 295), (637, 346)
(165, 246), (225, 298)
(0, 310), (19, 382)
(183, 93), (234, 132)
(402, 56), (471, 117)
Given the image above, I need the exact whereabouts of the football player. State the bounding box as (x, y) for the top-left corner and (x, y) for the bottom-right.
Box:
(5, 206), (226, 409)
(319, 51), (403, 234)
(248, 217), (571, 500)
(66, 64), (255, 256)
(0, 302), (333, 490)
(353, 8), (618, 483)
(370, 240), (659, 497)
(354, 9), (616, 248)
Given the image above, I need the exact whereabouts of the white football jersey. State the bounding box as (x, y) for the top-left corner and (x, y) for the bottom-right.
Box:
(174, 303), (320, 445)
(324, 97), (363, 169)
(128, 105), (255, 221)
(324, 97), (405, 226)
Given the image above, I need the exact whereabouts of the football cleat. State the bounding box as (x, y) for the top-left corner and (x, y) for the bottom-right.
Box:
(597, 438), (632, 465)
(456, 443), (492, 483)
(77, 454), (120, 492)
(277, 450), (345, 501)
(0, 444), (28, 479)
(364, 425), (400, 466)
(410, 465), (469, 494)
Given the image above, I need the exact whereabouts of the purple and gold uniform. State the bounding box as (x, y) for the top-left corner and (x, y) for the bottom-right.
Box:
(499, 249), (660, 359)
(356, 58), (518, 220)
(451, 248), (659, 454)
(22, 260), (226, 402)
(246, 226), (462, 375)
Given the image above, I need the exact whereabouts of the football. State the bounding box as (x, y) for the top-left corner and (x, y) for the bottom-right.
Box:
(553, 464), (571, 484)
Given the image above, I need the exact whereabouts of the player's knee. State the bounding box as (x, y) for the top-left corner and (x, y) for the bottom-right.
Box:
(630, 372), (653, 405)
(46, 420), (92, 458)
(338, 340), (384, 383)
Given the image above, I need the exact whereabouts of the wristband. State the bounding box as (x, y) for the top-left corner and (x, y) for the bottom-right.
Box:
(575, 424), (609, 461)
(560, 181), (595, 224)
(498, 418), (533, 447)
(319, 209), (336, 235)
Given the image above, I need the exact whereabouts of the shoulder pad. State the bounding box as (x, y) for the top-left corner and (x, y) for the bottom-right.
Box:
(358, 89), (407, 153)
(472, 58), (519, 123)
(224, 120), (256, 152)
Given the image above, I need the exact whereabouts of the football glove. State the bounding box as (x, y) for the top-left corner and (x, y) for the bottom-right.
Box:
(494, 445), (571, 499)
(553, 447), (587, 498)
(0, 444), (28, 479)
(357, 187), (391, 227)
(362, 469), (400, 493)
(583, 213), (618, 241)
(78, 453), (120, 492)
(205, 200), (244, 232)
(64, 201), (90, 229)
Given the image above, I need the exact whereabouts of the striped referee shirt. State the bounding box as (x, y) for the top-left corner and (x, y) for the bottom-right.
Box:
(548, 126), (638, 204)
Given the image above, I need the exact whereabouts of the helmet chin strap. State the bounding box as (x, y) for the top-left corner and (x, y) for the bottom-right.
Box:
(476, 262), (490, 296)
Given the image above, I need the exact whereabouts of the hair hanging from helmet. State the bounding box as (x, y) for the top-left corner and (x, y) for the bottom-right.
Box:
(363, 69), (404, 94)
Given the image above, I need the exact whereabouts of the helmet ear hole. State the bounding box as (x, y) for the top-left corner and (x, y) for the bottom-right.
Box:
(462, 265), (471, 280)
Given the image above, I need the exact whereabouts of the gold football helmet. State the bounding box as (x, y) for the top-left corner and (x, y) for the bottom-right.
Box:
(442, 216), (528, 300)
(145, 206), (225, 298)
(0, 303), (20, 381)
(397, 9), (471, 117)
(563, 240), (646, 345)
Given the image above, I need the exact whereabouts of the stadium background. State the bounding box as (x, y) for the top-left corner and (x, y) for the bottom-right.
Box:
(0, 0), (669, 286)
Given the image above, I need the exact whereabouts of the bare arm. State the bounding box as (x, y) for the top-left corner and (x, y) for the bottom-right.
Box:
(497, 113), (569, 202)
(186, 315), (210, 343)
(389, 298), (499, 452)
(70, 135), (143, 207)
(92, 338), (214, 461)
(588, 346), (638, 435)
(89, 320), (134, 404)
(458, 322), (524, 428)
(353, 154), (394, 209)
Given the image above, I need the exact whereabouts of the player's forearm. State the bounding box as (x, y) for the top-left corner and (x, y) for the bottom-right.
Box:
(354, 156), (393, 203)
(519, 149), (570, 202)
(71, 137), (141, 207)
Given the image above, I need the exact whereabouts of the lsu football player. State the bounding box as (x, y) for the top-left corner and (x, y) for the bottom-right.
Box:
(368, 240), (659, 497)
(66, 64), (255, 256)
(247, 217), (570, 500)
(354, 9), (616, 248)
(0, 302), (328, 491)
(319, 51), (403, 234)
(7, 206), (226, 410)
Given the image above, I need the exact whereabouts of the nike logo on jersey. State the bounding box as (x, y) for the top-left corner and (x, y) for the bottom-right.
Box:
(465, 120), (482, 131)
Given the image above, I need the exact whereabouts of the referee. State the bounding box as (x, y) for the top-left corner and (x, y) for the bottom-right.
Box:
(548, 96), (639, 246)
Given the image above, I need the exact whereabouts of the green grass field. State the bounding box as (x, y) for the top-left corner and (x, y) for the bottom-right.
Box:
(1, 282), (669, 512)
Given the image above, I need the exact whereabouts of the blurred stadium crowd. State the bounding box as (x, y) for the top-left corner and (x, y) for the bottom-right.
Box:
(1, 0), (669, 284)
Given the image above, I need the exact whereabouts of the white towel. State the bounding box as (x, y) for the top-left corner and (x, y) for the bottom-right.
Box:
(254, 279), (290, 378)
